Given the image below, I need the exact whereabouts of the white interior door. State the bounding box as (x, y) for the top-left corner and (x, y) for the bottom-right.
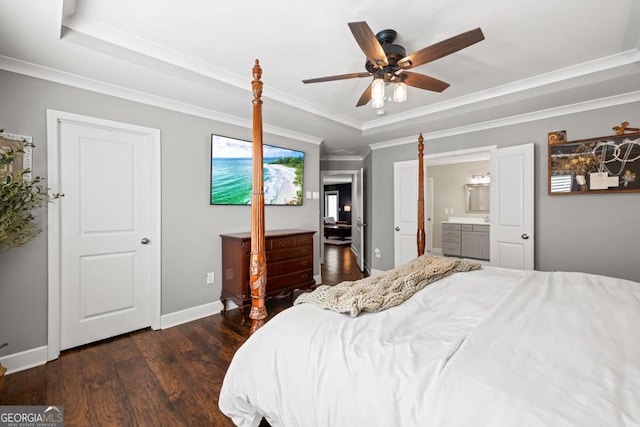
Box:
(355, 168), (365, 271)
(47, 111), (161, 356)
(490, 143), (535, 269)
(426, 177), (434, 253)
(394, 160), (423, 267)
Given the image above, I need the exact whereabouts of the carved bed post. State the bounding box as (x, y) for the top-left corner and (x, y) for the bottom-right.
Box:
(417, 133), (425, 256)
(249, 59), (267, 334)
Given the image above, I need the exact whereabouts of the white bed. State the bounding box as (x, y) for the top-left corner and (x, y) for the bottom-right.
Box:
(219, 265), (640, 427)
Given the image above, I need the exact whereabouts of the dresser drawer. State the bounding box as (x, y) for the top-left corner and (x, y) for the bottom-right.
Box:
(266, 245), (312, 262)
(267, 269), (314, 294)
(268, 236), (297, 251)
(268, 256), (313, 277)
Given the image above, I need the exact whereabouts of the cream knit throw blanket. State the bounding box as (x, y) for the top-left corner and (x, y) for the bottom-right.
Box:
(294, 255), (480, 317)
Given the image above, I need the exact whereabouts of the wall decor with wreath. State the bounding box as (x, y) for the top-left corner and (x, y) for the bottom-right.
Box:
(548, 122), (640, 195)
(1, 129), (62, 251)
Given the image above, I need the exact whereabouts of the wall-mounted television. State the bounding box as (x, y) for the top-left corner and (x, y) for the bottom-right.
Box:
(210, 134), (305, 205)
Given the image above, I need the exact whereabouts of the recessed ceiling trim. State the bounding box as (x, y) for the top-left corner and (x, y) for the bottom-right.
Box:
(321, 155), (364, 162)
(0, 55), (323, 145)
(363, 48), (640, 132)
(57, 10), (640, 138)
(369, 89), (640, 151)
(62, 12), (363, 131)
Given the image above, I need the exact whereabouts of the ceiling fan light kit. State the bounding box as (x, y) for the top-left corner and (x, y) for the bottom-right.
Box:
(302, 21), (485, 109)
(393, 81), (407, 103)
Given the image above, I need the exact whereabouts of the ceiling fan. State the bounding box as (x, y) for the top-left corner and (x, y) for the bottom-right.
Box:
(302, 22), (485, 107)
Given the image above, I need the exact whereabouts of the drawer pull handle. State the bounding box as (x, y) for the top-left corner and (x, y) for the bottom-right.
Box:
(280, 242), (288, 247)
(301, 260), (308, 266)
(301, 274), (309, 279)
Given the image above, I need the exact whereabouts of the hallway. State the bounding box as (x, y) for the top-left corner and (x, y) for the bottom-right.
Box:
(321, 243), (367, 285)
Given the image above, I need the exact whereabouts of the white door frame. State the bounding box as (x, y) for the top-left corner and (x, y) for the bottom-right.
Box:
(46, 110), (162, 361)
(320, 170), (360, 265)
(394, 146), (495, 265)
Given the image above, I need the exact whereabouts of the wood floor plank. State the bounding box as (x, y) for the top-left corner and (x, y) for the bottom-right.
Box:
(132, 327), (224, 426)
(0, 244), (364, 426)
(79, 341), (136, 426)
(108, 331), (183, 426)
(45, 350), (93, 426)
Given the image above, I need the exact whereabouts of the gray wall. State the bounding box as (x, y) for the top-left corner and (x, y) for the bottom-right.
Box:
(368, 101), (640, 283)
(0, 70), (321, 357)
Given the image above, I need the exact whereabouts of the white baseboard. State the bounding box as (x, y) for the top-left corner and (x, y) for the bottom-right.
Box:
(0, 345), (47, 375)
(160, 300), (225, 329)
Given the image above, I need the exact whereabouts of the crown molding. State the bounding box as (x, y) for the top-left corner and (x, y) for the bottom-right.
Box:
(320, 155), (364, 162)
(62, 12), (363, 131)
(0, 55), (322, 145)
(364, 48), (640, 133)
(369, 90), (640, 151)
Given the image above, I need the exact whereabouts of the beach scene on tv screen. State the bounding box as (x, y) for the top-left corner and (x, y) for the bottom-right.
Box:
(211, 135), (304, 205)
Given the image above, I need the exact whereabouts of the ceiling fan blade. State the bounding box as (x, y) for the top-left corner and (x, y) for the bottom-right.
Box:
(356, 83), (372, 107)
(348, 21), (388, 69)
(398, 28), (485, 69)
(302, 72), (371, 84)
(402, 72), (450, 92)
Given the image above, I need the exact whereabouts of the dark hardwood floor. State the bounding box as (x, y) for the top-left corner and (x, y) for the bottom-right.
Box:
(0, 244), (365, 426)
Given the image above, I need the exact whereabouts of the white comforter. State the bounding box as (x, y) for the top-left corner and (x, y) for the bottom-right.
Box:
(218, 267), (640, 426)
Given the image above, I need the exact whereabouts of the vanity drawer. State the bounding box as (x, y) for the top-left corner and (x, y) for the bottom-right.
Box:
(442, 223), (461, 231)
(442, 242), (461, 256)
(472, 224), (489, 232)
(442, 234), (461, 244)
(442, 229), (461, 238)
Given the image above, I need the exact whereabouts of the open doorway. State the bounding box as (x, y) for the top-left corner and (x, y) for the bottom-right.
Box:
(394, 143), (534, 270)
(425, 150), (491, 258)
(320, 170), (364, 271)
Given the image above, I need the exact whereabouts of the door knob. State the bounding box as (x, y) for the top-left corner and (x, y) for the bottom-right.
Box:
(395, 226), (400, 231)
(521, 234), (529, 240)
(141, 237), (150, 244)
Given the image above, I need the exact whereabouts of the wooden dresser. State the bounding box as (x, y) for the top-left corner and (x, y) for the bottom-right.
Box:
(220, 229), (316, 322)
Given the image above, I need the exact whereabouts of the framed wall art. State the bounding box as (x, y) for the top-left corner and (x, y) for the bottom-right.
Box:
(0, 131), (32, 181)
(548, 130), (640, 195)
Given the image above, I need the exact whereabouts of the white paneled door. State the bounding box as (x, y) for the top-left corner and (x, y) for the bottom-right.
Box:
(47, 111), (161, 357)
(393, 162), (433, 267)
(394, 160), (421, 268)
(490, 143), (534, 270)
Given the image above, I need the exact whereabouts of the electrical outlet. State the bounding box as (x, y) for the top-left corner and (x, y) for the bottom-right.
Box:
(444, 208), (449, 214)
(206, 272), (215, 284)
(450, 208), (455, 214)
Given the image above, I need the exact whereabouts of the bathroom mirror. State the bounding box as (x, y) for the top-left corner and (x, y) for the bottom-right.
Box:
(465, 184), (490, 213)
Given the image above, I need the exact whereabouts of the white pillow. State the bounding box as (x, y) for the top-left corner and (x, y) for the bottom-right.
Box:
(324, 217), (336, 224)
